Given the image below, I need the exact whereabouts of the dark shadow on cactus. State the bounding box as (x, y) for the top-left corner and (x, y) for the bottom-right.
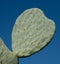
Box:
(0, 60), (2, 64)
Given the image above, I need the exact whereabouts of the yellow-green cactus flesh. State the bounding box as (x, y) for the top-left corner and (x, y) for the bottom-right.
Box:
(12, 8), (56, 57)
(0, 38), (18, 64)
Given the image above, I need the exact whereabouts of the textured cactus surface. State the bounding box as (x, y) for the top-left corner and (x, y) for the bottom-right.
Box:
(0, 38), (18, 64)
(12, 8), (55, 57)
(0, 8), (56, 64)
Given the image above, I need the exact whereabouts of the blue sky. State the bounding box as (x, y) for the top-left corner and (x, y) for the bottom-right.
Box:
(0, 0), (59, 64)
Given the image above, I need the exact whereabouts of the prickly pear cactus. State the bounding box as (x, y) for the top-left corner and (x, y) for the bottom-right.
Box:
(12, 8), (55, 57)
(0, 8), (56, 64)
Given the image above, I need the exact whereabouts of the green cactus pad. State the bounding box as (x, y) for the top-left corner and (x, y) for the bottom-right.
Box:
(12, 8), (55, 57)
(0, 38), (18, 64)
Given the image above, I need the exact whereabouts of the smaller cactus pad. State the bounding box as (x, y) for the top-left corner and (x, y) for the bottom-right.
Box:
(0, 38), (18, 64)
(12, 8), (56, 57)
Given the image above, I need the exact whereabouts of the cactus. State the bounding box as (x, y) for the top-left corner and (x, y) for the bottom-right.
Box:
(0, 38), (18, 64)
(0, 8), (56, 64)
